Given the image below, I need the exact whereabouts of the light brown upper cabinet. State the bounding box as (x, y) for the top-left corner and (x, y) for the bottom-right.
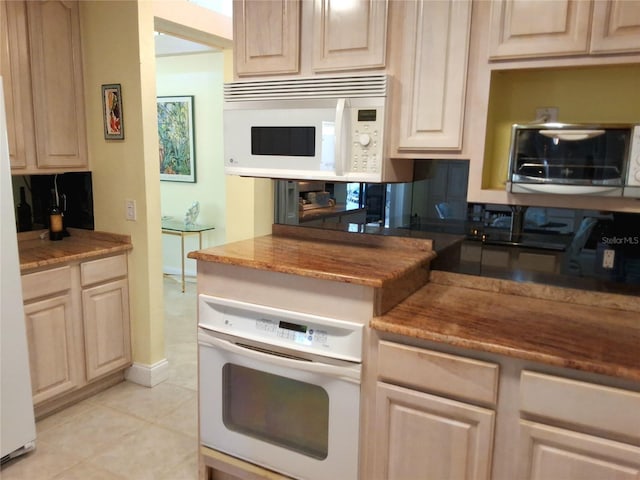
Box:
(590, 0), (640, 54)
(391, 0), (472, 151)
(489, 0), (640, 60)
(311, 0), (387, 72)
(232, 0), (388, 78)
(1, 1), (34, 170)
(233, 0), (301, 76)
(2, 0), (88, 173)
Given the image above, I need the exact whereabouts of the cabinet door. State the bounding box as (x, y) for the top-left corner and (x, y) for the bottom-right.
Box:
(26, 0), (87, 169)
(395, 0), (471, 151)
(373, 382), (494, 480)
(311, 0), (387, 72)
(24, 294), (82, 405)
(82, 279), (131, 381)
(1, 1), (36, 169)
(233, 0), (300, 76)
(489, 0), (591, 59)
(518, 420), (640, 480)
(591, 0), (640, 54)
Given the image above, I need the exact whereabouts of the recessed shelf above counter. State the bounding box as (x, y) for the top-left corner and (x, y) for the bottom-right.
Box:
(477, 64), (640, 211)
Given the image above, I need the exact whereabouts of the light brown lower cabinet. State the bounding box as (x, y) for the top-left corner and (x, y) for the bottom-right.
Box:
(366, 335), (640, 480)
(23, 284), (83, 405)
(21, 253), (131, 417)
(518, 421), (640, 480)
(200, 446), (294, 480)
(373, 383), (494, 480)
(368, 339), (498, 480)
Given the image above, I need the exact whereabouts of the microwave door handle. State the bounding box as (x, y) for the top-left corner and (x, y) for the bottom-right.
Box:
(334, 98), (346, 176)
(198, 330), (361, 383)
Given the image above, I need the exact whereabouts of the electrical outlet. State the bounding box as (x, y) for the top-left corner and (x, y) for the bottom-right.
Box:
(602, 249), (615, 269)
(535, 107), (559, 123)
(125, 199), (137, 221)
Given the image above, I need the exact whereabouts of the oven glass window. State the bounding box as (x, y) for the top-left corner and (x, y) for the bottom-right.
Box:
(251, 127), (316, 156)
(222, 364), (329, 459)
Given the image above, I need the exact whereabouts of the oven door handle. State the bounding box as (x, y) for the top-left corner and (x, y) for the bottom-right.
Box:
(198, 331), (361, 384)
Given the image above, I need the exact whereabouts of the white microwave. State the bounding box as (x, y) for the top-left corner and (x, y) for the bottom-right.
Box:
(223, 75), (413, 183)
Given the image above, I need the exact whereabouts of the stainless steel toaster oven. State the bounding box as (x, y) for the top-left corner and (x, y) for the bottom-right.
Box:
(507, 123), (640, 197)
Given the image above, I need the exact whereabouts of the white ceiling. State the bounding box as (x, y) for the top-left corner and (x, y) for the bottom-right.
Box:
(154, 0), (231, 57)
(189, 0), (232, 17)
(154, 33), (219, 57)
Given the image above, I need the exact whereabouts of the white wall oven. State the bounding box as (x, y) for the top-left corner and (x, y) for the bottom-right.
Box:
(198, 294), (363, 480)
(507, 123), (640, 197)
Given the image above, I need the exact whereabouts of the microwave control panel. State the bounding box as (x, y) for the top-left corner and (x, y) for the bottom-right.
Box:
(349, 108), (384, 174)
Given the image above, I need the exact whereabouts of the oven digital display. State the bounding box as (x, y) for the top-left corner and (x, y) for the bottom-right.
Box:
(278, 320), (313, 346)
(279, 320), (307, 333)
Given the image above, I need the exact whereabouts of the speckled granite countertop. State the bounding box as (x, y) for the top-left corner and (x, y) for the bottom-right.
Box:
(18, 228), (132, 272)
(372, 270), (640, 381)
(188, 225), (437, 315)
(188, 224), (435, 288)
(189, 225), (639, 381)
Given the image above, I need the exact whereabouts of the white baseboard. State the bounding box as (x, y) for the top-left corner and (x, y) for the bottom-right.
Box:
(125, 359), (170, 387)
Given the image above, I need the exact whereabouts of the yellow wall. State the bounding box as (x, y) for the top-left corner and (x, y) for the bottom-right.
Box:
(483, 64), (640, 190)
(80, 1), (165, 366)
(222, 48), (275, 242)
(157, 52), (228, 276)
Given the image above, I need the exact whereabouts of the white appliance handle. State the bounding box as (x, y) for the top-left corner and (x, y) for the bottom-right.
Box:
(198, 330), (361, 384)
(334, 98), (346, 176)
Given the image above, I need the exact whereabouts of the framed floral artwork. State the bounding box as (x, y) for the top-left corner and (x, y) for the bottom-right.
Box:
(158, 95), (196, 182)
(102, 84), (124, 140)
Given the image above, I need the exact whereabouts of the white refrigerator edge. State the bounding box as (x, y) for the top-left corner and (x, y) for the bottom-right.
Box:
(0, 76), (37, 462)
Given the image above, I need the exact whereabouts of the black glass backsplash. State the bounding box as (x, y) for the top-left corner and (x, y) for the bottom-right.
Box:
(13, 172), (94, 232)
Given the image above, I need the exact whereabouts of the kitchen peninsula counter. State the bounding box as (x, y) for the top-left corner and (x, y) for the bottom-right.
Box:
(188, 224), (437, 315)
(189, 225), (638, 381)
(372, 270), (640, 382)
(188, 225), (436, 288)
(189, 224), (435, 287)
(18, 228), (132, 272)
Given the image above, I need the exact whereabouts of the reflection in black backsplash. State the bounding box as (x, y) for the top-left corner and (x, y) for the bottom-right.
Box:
(12, 173), (94, 232)
(273, 157), (639, 293)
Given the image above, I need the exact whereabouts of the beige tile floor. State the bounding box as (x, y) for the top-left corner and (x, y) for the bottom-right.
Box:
(1, 275), (199, 480)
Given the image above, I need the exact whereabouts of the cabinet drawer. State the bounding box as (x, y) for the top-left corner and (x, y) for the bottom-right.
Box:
(378, 341), (499, 406)
(520, 370), (640, 442)
(22, 265), (72, 301)
(80, 254), (127, 287)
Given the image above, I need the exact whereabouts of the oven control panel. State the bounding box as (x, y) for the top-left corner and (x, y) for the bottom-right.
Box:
(256, 318), (328, 347)
(198, 294), (363, 362)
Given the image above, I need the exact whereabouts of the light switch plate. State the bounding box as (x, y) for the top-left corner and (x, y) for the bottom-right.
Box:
(126, 199), (137, 221)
